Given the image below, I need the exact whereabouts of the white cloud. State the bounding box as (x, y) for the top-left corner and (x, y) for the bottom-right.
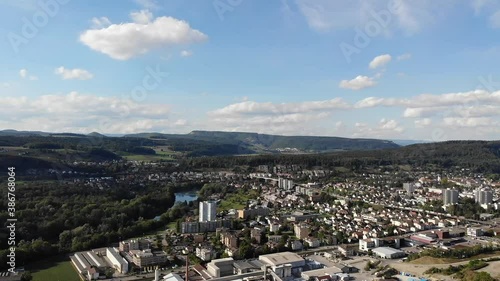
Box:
(91, 17), (112, 29)
(0, 92), (182, 134)
(339, 75), (377, 90)
(403, 107), (446, 118)
(415, 118), (432, 128)
(397, 53), (412, 61)
(453, 105), (500, 118)
(79, 13), (208, 60)
(130, 10), (154, 24)
(135, 0), (159, 10)
(353, 118), (404, 138)
(295, 0), (452, 35)
(205, 112), (332, 136)
(490, 10), (500, 28)
(207, 98), (351, 135)
(174, 119), (187, 126)
(442, 117), (496, 128)
(19, 69), (27, 78)
(55, 67), (94, 80)
(356, 90), (500, 109)
(210, 98), (350, 117)
(19, 69), (38, 80)
(180, 50), (193, 57)
(369, 54), (392, 69)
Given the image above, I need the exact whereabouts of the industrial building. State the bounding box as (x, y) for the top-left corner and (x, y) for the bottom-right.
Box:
(372, 247), (406, 259)
(207, 258), (235, 278)
(71, 248), (129, 280)
(467, 227), (484, 237)
(259, 252), (305, 277)
(301, 266), (343, 280)
(106, 247), (129, 274)
(129, 249), (168, 267)
(359, 238), (380, 251)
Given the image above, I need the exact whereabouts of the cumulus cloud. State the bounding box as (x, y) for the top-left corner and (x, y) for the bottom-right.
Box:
(207, 98), (352, 135)
(354, 90), (500, 135)
(0, 92), (182, 134)
(353, 118), (404, 138)
(55, 67), (94, 80)
(369, 54), (392, 69)
(339, 75), (377, 90)
(442, 117), (496, 128)
(130, 10), (154, 24)
(180, 50), (193, 57)
(79, 12), (208, 60)
(205, 112), (332, 136)
(19, 69), (38, 80)
(19, 69), (27, 78)
(210, 98), (350, 117)
(91, 17), (112, 29)
(415, 118), (432, 128)
(403, 107), (447, 118)
(135, 0), (159, 10)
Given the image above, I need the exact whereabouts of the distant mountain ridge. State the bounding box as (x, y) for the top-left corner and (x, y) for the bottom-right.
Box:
(125, 130), (400, 152)
(0, 129), (400, 153)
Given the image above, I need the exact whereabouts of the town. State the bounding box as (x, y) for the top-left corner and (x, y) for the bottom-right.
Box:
(30, 161), (500, 281)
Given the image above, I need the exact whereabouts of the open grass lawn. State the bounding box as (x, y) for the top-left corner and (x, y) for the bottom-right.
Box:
(28, 258), (81, 281)
(122, 154), (175, 161)
(410, 252), (500, 265)
(152, 146), (178, 156)
(218, 189), (259, 211)
(167, 221), (177, 230)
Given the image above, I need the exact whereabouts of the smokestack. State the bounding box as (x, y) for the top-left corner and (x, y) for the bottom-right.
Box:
(185, 256), (189, 281)
(155, 269), (160, 281)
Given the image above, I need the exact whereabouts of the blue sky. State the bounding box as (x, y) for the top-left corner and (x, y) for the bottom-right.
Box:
(1, 0), (500, 140)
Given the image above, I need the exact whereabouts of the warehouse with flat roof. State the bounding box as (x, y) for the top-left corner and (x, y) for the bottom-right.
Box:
(372, 247), (406, 259)
(259, 252), (305, 277)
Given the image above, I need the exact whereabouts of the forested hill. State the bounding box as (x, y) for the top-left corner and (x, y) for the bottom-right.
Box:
(183, 140), (500, 174)
(126, 130), (400, 152)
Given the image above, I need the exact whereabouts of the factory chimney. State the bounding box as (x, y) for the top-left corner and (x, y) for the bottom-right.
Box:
(155, 269), (160, 281)
(185, 256), (189, 281)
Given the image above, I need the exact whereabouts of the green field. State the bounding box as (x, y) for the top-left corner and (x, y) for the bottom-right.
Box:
(218, 189), (259, 211)
(122, 154), (175, 161)
(29, 260), (81, 281)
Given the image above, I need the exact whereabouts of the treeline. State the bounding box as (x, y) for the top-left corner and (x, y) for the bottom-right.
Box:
(0, 180), (187, 270)
(180, 140), (500, 173)
(407, 245), (498, 261)
(0, 135), (254, 158)
(446, 198), (485, 220)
